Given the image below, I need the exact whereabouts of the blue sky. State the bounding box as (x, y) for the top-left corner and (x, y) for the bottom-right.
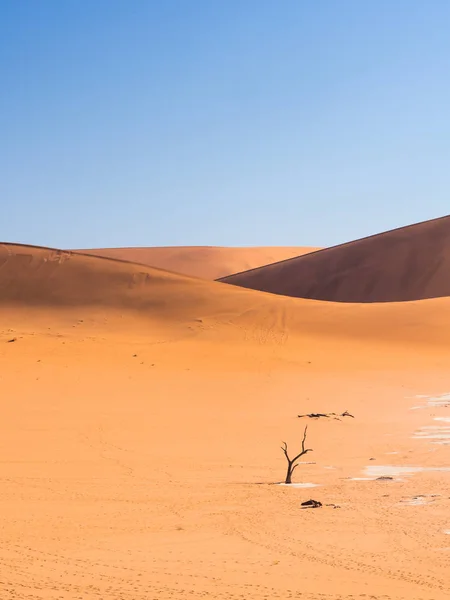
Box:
(2, 1), (450, 248)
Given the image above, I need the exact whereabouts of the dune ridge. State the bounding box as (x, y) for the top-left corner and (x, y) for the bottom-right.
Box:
(73, 245), (317, 280)
(220, 215), (450, 302)
(2, 241), (450, 352)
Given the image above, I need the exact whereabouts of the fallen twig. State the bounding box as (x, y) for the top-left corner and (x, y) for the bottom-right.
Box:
(298, 410), (354, 420)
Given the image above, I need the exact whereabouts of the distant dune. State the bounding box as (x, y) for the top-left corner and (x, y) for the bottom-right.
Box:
(73, 246), (317, 280)
(1, 242), (450, 349)
(220, 215), (450, 302)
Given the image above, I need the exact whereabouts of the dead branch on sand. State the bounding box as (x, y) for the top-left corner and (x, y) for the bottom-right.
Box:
(297, 410), (354, 420)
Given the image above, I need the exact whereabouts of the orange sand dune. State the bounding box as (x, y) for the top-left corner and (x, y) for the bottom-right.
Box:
(73, 245), (317, 280)
(2, 242), (450, 350)
(220, 215), (450, 302)
(2, 241), (450, 599)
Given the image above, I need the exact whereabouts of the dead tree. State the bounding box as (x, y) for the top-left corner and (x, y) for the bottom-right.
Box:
(281, 426), (313, 484)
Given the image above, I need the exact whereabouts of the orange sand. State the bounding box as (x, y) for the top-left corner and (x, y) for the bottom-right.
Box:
(1, 241), (450, 599)
(74, 245), (317, 280)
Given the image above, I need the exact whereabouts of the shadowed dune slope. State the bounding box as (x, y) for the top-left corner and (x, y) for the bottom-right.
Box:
(2, 242), (450, 350)
(219, 215), (450, 302)
(73, 246), (317, 280)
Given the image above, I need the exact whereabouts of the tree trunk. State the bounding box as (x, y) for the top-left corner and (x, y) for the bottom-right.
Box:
(285, 462), (293, 484)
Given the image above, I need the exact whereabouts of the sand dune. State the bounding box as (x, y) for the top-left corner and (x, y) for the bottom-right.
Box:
(2, 240), (450, 599)
(2, 242), (450, 350)
(220, 215), (450, 302)
(73, 245), (317, 280)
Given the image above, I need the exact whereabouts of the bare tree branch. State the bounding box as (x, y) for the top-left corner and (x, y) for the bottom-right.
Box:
(291, 426), (313, 463)
(302, 425), (308, 451)
(281, 442), (289, 461)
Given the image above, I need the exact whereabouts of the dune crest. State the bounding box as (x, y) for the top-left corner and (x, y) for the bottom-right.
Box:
(220, 215), (450, 302)
(2, 242), (450, 353)
(73, 246), (317, 280)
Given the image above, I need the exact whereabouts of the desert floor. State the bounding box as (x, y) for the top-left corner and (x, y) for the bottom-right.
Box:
(1, 245), (450, 599)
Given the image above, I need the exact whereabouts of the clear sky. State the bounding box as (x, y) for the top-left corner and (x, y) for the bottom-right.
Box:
(2, 1), (450, 249)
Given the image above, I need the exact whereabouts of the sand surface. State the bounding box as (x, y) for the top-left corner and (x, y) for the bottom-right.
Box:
(1, 241), (450, 599)
(74, 246), (317, 280)
(221, 215), (450, 302)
